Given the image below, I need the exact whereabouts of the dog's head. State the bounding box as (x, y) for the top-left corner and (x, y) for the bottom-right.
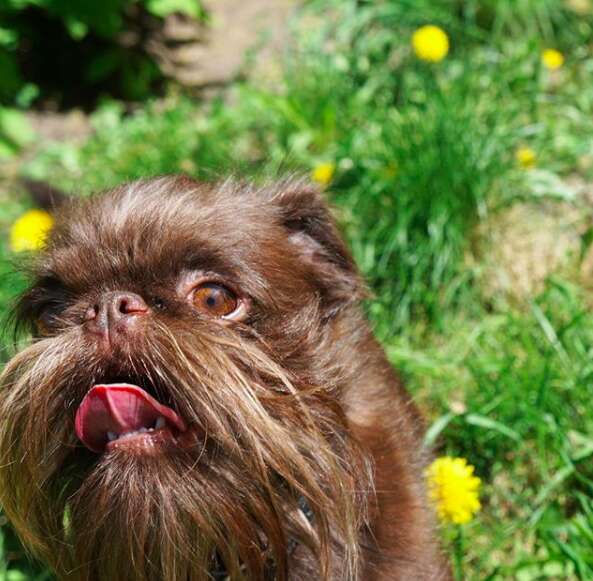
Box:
(0, 176), (372, 580)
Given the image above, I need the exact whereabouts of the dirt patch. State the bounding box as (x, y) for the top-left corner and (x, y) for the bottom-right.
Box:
(26, 110), (92, 144)
(151, 0), (298, 88)
(474, 200), (585, 303)
(21, 0), (298, 147)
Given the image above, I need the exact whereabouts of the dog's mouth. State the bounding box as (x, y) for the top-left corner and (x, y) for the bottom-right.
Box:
(75, 383), (187, 454)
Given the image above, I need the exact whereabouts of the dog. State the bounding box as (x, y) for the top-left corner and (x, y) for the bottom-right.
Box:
(0, 176), (449, 580)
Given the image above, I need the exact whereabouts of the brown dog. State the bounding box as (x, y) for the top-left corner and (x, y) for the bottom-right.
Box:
(0, 176), (449, 580)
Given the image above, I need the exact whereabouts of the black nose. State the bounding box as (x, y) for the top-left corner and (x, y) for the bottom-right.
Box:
(85, 291), (148, 344)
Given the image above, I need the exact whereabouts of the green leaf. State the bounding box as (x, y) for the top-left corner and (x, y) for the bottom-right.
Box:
(464, 413), (521, 442)
(0, 108), (35, 148)
(14, 83), (39, 108)
(145, 0), (202, 19)
(6, 572), (28, 581)
(4, 0), (39, 10)
(0, 27), (17, 47)
(0, 139), (17, 159)
(424, 412), (456, 447)
(65, 17), (88, 40)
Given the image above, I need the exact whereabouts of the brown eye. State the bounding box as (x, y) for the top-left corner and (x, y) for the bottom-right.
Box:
(192, 283), (238, 318)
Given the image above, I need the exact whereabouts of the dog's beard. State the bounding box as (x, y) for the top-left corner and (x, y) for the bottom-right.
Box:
(0, 311), (371, 581)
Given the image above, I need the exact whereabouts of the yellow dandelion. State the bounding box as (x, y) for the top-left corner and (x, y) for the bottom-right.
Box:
(412, 25), (449, 63)
(542, 48), (565, 70)
(426, 456), (481, 525)
(567, 0), (592, 16)
(515, 146), (537, 169)
(10, 209), (54, 253)
(312, 162), (336, 187)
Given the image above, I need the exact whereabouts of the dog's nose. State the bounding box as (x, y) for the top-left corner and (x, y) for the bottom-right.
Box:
(85, 291), (148, 344)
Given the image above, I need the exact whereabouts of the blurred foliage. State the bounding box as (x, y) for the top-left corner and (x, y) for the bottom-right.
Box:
(391, 278), (593, 579)
(0, 0), (204, 107)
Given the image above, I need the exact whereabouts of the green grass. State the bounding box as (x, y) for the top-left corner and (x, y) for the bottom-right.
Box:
(3, 0), (593, 578)
(388, 279), (593, 578)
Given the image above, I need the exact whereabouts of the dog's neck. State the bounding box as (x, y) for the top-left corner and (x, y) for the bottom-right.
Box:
(210, 496), (315, 580)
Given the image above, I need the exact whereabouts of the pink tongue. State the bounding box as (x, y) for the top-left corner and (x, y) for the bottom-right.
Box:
(75, 384), (186, 453)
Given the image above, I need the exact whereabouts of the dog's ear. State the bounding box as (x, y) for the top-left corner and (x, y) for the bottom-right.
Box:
(272, 183), (366, 315)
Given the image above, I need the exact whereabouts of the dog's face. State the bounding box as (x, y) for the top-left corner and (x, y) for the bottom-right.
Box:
(0, 177), (371, 581)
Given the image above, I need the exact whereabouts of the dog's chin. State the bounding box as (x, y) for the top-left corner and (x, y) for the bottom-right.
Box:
(69, 441), (223, 580)
(0, 324), (371, 581)
(69, 428), (321, 581)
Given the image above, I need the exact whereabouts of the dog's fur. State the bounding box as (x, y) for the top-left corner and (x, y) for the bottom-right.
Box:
(0, 176), (449, 580)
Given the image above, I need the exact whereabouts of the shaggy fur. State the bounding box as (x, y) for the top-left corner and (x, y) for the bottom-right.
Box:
(0, 176), (449, 580)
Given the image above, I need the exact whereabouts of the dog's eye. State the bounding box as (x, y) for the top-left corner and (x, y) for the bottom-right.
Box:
(192, 283), (238, 317)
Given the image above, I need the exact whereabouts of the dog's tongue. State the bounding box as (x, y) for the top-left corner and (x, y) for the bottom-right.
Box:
(75, 384), (186, 453)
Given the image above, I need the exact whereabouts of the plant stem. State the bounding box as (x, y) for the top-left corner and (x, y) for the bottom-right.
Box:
(454, 526), (464, 581)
